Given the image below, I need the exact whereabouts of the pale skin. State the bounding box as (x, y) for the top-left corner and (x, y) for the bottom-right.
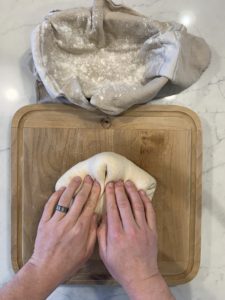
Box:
(0, 175), (175, 300)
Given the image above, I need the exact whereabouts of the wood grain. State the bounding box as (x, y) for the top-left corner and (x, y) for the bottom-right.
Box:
(11, 103), (202, 286)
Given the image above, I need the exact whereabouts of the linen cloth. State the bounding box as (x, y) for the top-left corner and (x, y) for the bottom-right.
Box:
(31, 0), (210, 115)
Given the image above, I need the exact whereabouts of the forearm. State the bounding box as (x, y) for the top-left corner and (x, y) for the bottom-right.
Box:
(0, 261), (58, 300)
(124, 274), (175, 300)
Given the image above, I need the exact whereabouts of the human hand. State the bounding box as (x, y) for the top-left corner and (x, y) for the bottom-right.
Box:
(0, 175), (101, 300)
(97, 180), (159, 289)
(29, 175), (100, 286)
(97, 180), (174, 300)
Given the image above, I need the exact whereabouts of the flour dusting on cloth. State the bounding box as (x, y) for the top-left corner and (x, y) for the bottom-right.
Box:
(31, 0), (210, 115)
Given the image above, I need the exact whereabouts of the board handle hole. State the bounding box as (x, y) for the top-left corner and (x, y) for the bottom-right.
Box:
(100, 117), (111, 129)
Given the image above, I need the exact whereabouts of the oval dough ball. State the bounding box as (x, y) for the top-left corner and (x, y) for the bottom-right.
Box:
(55, 152), (157, 216)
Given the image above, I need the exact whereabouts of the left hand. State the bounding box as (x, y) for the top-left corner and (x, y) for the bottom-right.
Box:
(29, 175), (100, 285)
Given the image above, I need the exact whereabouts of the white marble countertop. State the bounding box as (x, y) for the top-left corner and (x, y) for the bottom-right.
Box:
(0, 0), (225, 299)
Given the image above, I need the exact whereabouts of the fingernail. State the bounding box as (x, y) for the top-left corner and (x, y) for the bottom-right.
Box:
(85, 175), (92, 182)
(140, 190), (146, 195)
(94, 180), (100, 187)
(107, 182), (114, 188)
(59, 186), (66, 190)
(116, 180), (123, 186)
(74, 176), (81, 182)
(125, 180), (133, 186)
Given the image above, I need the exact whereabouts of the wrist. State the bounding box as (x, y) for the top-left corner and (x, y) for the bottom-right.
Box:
(0, 261), (58, 300)
(123, 272), (161, 295)
(123, 273), (174, 300)
(18, 260), (59, 299)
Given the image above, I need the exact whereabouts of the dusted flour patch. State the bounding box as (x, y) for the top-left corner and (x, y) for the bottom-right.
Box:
(50, 47), (146, 98)
(31, 0), (210, 115)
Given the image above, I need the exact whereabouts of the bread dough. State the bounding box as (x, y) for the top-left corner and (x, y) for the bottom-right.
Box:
(55, 152), (157, 216)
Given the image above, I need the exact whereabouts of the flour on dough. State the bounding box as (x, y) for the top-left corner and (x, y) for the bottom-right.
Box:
(55, 152), (157, 216)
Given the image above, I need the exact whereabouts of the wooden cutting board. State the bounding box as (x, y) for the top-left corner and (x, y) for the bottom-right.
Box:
(11, 103), (202, 286)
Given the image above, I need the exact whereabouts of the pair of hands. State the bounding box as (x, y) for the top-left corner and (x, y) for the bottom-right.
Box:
(29, 175), (159, 292)
(1, 175), (175, 300)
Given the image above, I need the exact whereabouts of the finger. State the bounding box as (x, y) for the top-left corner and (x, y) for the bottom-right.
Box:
(86, 214), (98, 258)
(80, 180), (101, 218)
(53, 176), (82, 221)
(139, 190), (157, 232)
(115, 181), (136, 231)
(40, 187), (66, 224)
(97, 213), (107, 258)
(66, 175), (93, 223)
(125, 180), (146, 228)
(74, 180), (100, 242)
(105, 182), (122, 237)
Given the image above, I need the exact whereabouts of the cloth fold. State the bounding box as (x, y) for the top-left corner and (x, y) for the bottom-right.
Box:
(31, 0), (210, 115)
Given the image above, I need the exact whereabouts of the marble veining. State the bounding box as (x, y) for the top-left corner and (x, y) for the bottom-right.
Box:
(0, 0), (225, 299)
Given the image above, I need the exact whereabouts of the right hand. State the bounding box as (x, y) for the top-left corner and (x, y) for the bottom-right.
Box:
(97, 180), (159, 290)
(29, 175), (100, 287)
